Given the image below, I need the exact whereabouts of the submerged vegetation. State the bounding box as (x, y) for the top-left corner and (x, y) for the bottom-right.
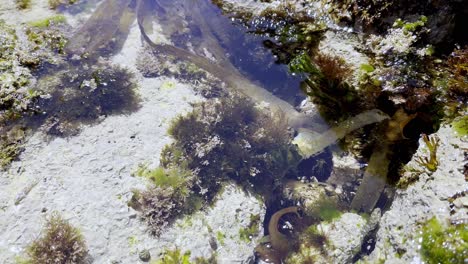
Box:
(24, 213), (88, 264)
(0, 0), (467, 262)
(162, 94), (300, 199)
(0, 13), (139, 167)
(128, 164), (196, 236)
(415, 134), (440, 172)
(419, 217), (468, 264)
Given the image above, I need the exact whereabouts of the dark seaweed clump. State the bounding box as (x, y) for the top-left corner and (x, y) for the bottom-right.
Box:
(161, 94), (301, 200)
(33, 61), (140, 136)
(129, 94), (301, 235)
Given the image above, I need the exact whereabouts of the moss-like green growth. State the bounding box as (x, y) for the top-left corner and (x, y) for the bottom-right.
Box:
(316, 200), (342, 222)
(135, 165), (192, 197)
(28, 15), (67, 28)
(393, 16), (428, 34)
(415, 134), (440, 172)
(452, 116), (468, 137)
(15, 0), (31, 9)
(303, 224), (328, 250)
(25, 213), (88, 263)
(130, 163), (196, 235)
(360, 64), (375, 73)
(239, 214), (261, 242)
(303, 194), (342, 222)
(420, 217), (468, 264)
(152, 248), (191, 264)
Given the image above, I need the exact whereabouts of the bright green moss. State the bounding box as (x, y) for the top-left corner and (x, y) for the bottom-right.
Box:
(135, 165), (192, 195)
(452, 116), (468, 137)
(360, 64), (375, 73)
(317, 200), (341, 222)
(28, 15), (66, 28)
(393, 16), (427, 34)
(420, 217), (468, 264)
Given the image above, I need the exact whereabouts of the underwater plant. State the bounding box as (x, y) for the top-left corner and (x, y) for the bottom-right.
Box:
(152, 248), (191, 264)
(289, 52), (363, 121)
(135, 165), (193, 197)
(419, 217), (468, 264)
(161, 94), (300, 200)
(34, 62), (139, 136)
(129, 186), (187, 236)
(25, 213), (88, 264)
(151, 248), (216, 264)
(129, 163), (196, 236)
(415, 134), (440, 173)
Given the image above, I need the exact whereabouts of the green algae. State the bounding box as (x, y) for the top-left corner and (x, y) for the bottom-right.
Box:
(420, 217), (468, 264)
(316, 200), (342, 222)
(28, 15), (66, 28)
(452, 116), (468, 137)
(360, 64), (375, 73)
(239, 214), (261, 242)
(393, 16), (428, 33)
(135, 165), (192, 197)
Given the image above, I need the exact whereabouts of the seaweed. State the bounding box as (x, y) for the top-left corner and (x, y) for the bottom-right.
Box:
(130, 163), (196, 236)
(0, 126), (26, 169)
(289, 52), (363, 121)
(25, 213), (88, 264)
(415, 134), (440, 172)
(161, 94), (300, 200)
(129, 186), (186, 236)
(65, 0), (134, 56)
(152, 248), (191, 264)
(34, 62), (140, 136)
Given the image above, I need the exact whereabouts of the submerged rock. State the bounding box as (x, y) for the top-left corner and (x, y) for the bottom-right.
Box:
(365, 125), (468, 263)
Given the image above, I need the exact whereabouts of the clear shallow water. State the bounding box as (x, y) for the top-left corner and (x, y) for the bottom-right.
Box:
(5, 0), (466, 263)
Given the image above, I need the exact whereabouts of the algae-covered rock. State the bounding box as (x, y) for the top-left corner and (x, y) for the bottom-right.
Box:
(366, 125), (467, 263)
